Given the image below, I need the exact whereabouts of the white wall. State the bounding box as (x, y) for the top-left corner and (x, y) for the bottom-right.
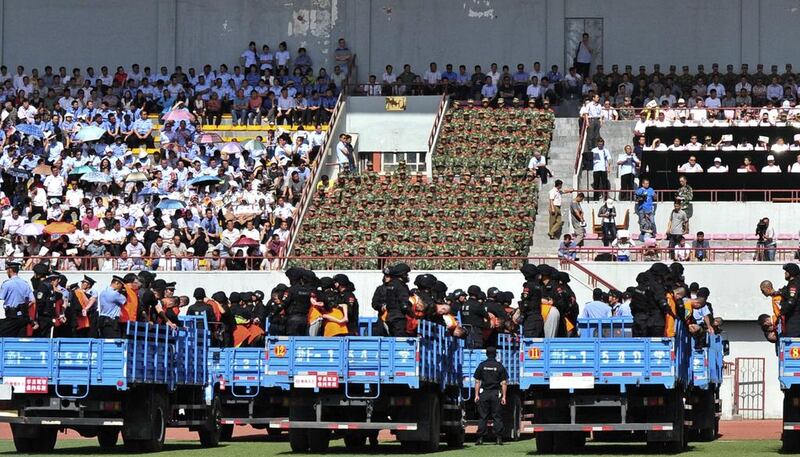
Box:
(3, 0), (800, 81)
(345, 96), (440, 153)
(581, 201), (800, 238)
(725, 322), (781, 419)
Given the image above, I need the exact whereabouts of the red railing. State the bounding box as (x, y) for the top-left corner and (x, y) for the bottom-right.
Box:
(427, 92), (450, 153)
(570, 246), (796, 262)
(600, 105), (797, 121)
(573, 117), (589, 175)
(564, 188), (800, 202)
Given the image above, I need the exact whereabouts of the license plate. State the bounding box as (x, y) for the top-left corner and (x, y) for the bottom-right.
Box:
(292, 374), (339, 389)
(3, 377), (49, 394)
(549, 375), (595, 389)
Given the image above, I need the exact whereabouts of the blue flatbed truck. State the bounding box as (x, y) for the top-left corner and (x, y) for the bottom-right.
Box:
(685, 333), (726, 441)
(521, 317), (694, 453)
(779, 338), (800, 450)
(461, 333), (522, 439)
(0, 316), (219, 452)
(262, 320), (464, 452)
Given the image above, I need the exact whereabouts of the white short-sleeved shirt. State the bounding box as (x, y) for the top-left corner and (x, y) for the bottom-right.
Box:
(549, 187), (562, 207)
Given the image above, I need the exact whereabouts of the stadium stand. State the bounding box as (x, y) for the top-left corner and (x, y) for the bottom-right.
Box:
(291, 104), (554, 269)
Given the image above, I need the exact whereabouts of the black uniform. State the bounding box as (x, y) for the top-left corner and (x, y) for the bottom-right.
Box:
(34, 282), (56, 338)
(339, 289), (359, 335)
(374, 278), (411, 337)
(187, 300), (215, 329)
(782, 277), (800, 337)
(474, 352), (509, 441)
(461, 296), (488, 348)
(285, 284), (313, 336)
(520, 281), (544, 337)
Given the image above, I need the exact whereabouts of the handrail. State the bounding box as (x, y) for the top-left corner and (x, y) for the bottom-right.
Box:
(558, 187), (800, 202)
(573, 116), (589, 190)
(280, 91), (346, 267)
(570, 245), (799, 263)
(559, 258), (617, 290)
(427, 92), (449, 152)
(597, 105), (800, 121)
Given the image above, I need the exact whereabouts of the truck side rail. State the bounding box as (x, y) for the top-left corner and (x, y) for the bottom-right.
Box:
(462, 333), (520, 401)
(779, 338), (800, 389)
(690, 333), (724, 389)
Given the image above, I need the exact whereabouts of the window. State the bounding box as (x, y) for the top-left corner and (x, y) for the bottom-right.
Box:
(380, 152), (427, 172)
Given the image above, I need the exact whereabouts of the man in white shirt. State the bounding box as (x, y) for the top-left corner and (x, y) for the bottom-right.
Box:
(762, 155), (782, 173)
(617, 145), (640, 199)
(789, 154), (800, 173)
(43, 167), (65, 199)
(527, 150), (548, 183)
(423, 62), (441, 94)
(706, 76), (726, 98)
(678, 156), (703, 173)
(707, 157), (728, 173)
(704, 90), (721, 109)
(590, 138), (611, 201)
(548, 179), (569, 239)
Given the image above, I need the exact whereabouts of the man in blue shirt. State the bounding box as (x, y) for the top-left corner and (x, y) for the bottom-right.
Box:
(127, 110), (154, 149)
(0, 261), (34, 336)
(634, 178), (657, 239)
(96, 275), (127, 338)
(579, 289), (612, 319)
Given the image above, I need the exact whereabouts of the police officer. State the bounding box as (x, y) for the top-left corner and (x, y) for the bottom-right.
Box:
(211, 291), (235, 347)
(519, 264), (544, 337)
(266, 284), (289, 336)
(461, 285), (489, 348)
(333, 274), (359, 335)
(781, 263), (800, 337)
(371, 263), (411, 337)
(474, 346), (508, 446)
(0, 261), (34, 337)
(187, 288), (216, 329)
(96, 276), (128, 338)
(284, 269), (316, 336)
(34, 272), (62, 337)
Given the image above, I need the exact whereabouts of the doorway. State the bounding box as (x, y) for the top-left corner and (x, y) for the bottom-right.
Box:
(564, 18), (604, 76)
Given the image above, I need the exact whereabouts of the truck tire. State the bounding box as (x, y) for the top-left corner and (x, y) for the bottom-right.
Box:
(198, 397), (222, 447)
(267, 427), (283, 438)
(503, 393), (522, 441)
(784, 430), (800, 452)
(445, 427), (465, 448)
(11, 424), (35, 452)
(417, 393), (441, 453)
(289, 430), (309, 452)
(97, 427), (120, 448)
(307, 429), (331, 452)
(138, 391), (168, 452)
(535, 431), (555, 453)
(34, 427), (58, 452)
(220, 424), (234, 442)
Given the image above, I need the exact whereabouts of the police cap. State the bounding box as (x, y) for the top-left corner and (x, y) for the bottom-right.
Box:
(151, 279), (167, 291)
(254, 290), (265, 301)
(46, 271), (61, 281)
(273, 284), (288, 295)
(390, 263), (411, 277)
(165, 282), (176, 290)
(487, 287), (500, 298)
(650, 262), (670, 276)
(229, 292), (241, 303)
(453, 288), (467, 298)
(211, 291), (228, 304)
(319, 277), (335, 289)
(6, 261), (21, 272)
(520, 264), (539, 280)
(111, 275), (126, 284)
(332, 274), (349, 285)
(285, 267), (304, 282)
(414, 274), (436, 290)
(32, 262), (50, 276)
(467, 285), (482, 296)
(669, 262), (684, 276)
(434, 281), (448, 295)
(784, 263), (800, 277)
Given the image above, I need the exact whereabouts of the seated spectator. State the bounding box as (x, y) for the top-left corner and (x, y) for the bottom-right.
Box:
(557, 234), (577, 260)
(707, 157), (728, 173)
(611, 229), (634, 261)
(678, 156), (703, 173)
(738, 156), (758, 173)
(789, 154), (800, 173)
(692, 231), (711, 261)
(674, 236), (691, 261)
(762, 155), (782, 173)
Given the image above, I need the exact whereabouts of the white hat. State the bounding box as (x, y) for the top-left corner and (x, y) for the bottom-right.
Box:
(713, 157), (721, 162)
(783, 100), (792, 108)
(138, 150), (149, 159)
(768, 154), (775, 161)
(794, 134), (800, 142)
(617, 229), (629, 239)
(759, 136), (770, 143)
(721, 134), (733, 142)
(186, 247), (195, 254)
(605, 198), (615, 207)
(677, 98), (685, 104)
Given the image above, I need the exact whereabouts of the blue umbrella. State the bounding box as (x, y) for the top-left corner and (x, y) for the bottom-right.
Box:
(138, 187), (167, 197)
(188, 175), (222, 186)
(74, 125), (105, 142)
(6, 168), (30, 179)
(156, 199), (187, 210)
(15, 124), (43, 139)
(69, 165), (97, 176)
(79, 171), (112, 183)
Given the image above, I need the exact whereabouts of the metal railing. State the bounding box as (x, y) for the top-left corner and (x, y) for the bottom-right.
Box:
(564, 187), (800, 202)
(572, 118), (589, 190)
(599, 105), (800, 122)
(569, 246), (798, 262)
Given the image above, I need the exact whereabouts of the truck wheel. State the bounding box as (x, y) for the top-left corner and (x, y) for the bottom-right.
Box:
(535, 432), (555, 453)
(220, 424), (234, 442)
(784, 430), (800, 452)
(198, 397), (222, 447)
(98, 428), (120, 448)
(307, 429), (331, 452)
(289, 430), (309, 452)
(139, 392), (168, 452)
(417, 393), (441, 453)
(503, 393), (522, 441)
(33, 427), (58, 452)
(344, 432), (367, 449)
(10, 424), (35, 452)
(698, 426), (716, 442)
(266, 427), (283, 438)
(445, 427), (465, 448)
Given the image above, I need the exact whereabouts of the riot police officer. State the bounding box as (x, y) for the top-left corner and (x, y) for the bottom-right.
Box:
(334, 274), (359, 335)
(371, 263), (411, 337)
(519, 264), (544, 337)
(781, 263), (800, 337)
(285, 269), (316, 336)
(474, 346), (508, 446)
(461, 285), (489, 348)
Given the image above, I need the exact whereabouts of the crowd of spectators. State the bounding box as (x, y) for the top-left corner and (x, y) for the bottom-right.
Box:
(0, 40), (353, 272)
(293, 104), (554, 270)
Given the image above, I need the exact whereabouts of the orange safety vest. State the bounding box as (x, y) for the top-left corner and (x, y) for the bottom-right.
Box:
(74, 289), (92, 330)
(205, 298), (222, 323)
(405, 294), (425, 335)
(772, 294), (783, 329)
(26, 301), (36, 337)
(120, 284), (138, 323)
(442, 314), (458, 332)
(232, 324), (265, 347)
(540, 301), (575, 334)
(664, 293), (677, 337)
(322, 306), (348, 337)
